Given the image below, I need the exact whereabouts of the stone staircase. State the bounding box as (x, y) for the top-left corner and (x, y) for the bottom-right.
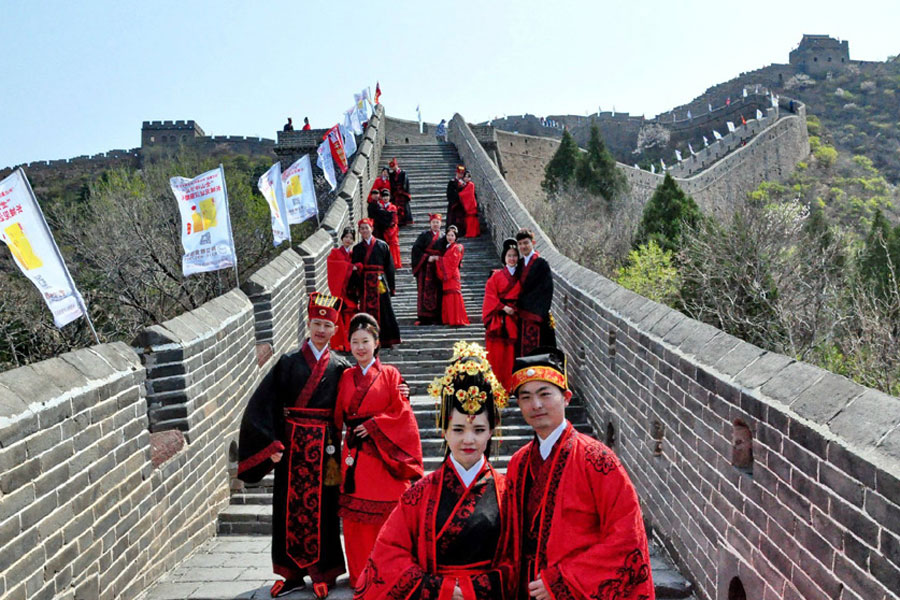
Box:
(211, 142), (692, 598)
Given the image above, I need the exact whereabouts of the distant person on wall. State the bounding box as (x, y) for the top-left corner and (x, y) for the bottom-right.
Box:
(411, 213), (448, 326)
(482, 238), (521, 391)
(436, 225), (469, 326)
(302, 117), (311, 130)
(237, 293), (350, 599)
(283, 117), (294, 132)
(349, 219), (401, 348)
(435, 118), (447, 142)
(388, 158), (413, 227)
(515, 228), (556, 357)
(372, 167), (391, 194)
(506, 349), (654, 600)
(373, 189), (402, 269)
(459, 170), (481, 237)
(335, 313), (424, 588)
(327, 227), (359, 353)
(446, 164), (467, 236)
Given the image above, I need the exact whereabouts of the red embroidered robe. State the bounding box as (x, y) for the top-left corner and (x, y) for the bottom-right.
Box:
(334, 359), (424, 523)
(482, 268), (520, 391)
(506, 423), (655, 600)
(458, 181), (481, 237)
(436, 242), (469, 326)
(327, 246), (356, 352)
(354, 459), (518, 600)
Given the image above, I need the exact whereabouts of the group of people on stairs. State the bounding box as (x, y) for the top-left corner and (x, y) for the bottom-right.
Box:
(238, 294), (654, 599)
(236, 155), (653, 599)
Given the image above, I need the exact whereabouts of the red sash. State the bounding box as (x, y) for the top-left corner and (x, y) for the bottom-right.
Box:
(348, 363), (382, 416)
(293, 344), (331, 408)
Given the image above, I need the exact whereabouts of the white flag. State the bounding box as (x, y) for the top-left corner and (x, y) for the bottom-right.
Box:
(660, 159), (667, 171)
(346, 106), (363, 135)
(355, 93), (368, 124)
(727, 121), (736, 133)
(317, 140), (337, 190)
(169, 166), (237, 276)
(340, 121), (357, 159)
(703, 136), (709, 147)
(755, 85), (760, 94)
(756, 109), (764, 120)
(634, 163), (639, 169)
(650, 164), (656, 174)
(689, 143), (696, 156)
(687, 110), (692, 120)
(257, 162), (290, 247)
(282, 155), (318, 224)
(743, 88), (748, 98)
(713, 130), (723, 141)
(416, 104), (422, 133)
(675, 149), (682, 162)
(0, 169), (86, 327)
(771, 94), (778, 108)
(708, 103), (712, 112)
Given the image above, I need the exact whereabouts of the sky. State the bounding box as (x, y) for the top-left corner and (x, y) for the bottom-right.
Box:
(2, 0), (899, 168)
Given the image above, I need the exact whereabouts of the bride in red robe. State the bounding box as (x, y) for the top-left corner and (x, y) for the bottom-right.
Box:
(335, 313), (424, 588)
(354, 342), (517, 600)
(482, 238), (520, 391)
(326, 227), (357, 352)
(459, 171), (481, 238)
(437, 226), (470, 326)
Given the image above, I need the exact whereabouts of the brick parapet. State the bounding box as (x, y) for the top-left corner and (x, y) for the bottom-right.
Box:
(241, 249), (306, 354)
(448, 113), (900, 600)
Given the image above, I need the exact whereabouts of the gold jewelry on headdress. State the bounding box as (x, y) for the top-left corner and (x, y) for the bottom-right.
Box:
(428, 342), (509, 430)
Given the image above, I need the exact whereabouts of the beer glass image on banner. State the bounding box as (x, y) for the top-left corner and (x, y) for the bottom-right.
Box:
(3, 222), (43, 270)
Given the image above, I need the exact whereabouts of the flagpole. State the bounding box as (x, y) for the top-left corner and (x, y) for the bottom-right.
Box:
(19, 167), (101, 345)
(219, 164), (240, 288)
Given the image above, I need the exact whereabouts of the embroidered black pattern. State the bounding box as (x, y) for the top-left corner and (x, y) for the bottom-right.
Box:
(585, 442), (620, 475)
(338, 495), (397, 524)
(386, 566), (423, 600)
(401, 481), (425, 506)
(472, 572), (502, 599)
(284, 421), (325, 567)
(353, 558), (384, 600)
(590, 549), (651, 600)
(536, 432), (576, 571)
(436, 467), (481, 557)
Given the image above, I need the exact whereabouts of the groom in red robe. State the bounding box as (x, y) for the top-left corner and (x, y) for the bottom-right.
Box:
(506, 349), (655, 600)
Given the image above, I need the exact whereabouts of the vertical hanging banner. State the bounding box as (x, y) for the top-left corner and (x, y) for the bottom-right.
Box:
(282, 155), (318, 224)
(325, 125), (349, 174)
(0, 169), (86, 327)
(340, 120), (357, 159)
(317, 140), (337, 191)
(354, 92), (368, 125)
(169, 166), (238, 276)
(257, 162), (291, 246)
(346, 106), (363, 135)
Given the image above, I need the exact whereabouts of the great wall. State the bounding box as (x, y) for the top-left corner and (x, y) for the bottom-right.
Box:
(2, 35), (899, 600)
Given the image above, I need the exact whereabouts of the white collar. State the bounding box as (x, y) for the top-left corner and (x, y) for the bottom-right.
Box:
(522, 251), (536, 266)
(505, 264), (516, 276)
(537, 420), (567, 460)
(360, 358), (377, 375)
(343, 245), (352, 253)
(449, 454), (485, 488)
(363, 236), (374, 245)
(307, 340), (327, 361)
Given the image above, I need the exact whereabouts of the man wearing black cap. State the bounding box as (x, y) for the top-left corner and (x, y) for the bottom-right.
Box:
(506, 349), (654, 600)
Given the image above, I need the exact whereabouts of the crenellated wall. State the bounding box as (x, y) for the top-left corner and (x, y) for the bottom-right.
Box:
(0, 110), (387, 600)
(449, 113), (900, 600)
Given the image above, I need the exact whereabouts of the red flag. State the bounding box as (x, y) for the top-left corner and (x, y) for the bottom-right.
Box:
(375, 82), (381, 105)
(324, 125), (348, 174)
(741, 115), (747, 125)
(726, 97), (731, 106)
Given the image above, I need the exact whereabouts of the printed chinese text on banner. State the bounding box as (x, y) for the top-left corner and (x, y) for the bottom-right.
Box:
(258, 162), (291, 246)
(317, 140), (337, 191)
(169, 167), (238, 276)
(325, 125), (348, 174)
(282, 155), (318, 224)
(0, 169), (86, 327)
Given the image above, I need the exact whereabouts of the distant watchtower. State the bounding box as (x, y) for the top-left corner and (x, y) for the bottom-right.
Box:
(789, 34), (849, 77)
(141, 120), (205, 151)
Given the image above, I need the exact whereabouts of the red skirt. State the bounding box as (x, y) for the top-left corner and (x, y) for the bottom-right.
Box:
(464, 216), (481, 237)
(389, 241), (402, 269)
(485, 337), (515, 391)
(442, 291), (470, 326)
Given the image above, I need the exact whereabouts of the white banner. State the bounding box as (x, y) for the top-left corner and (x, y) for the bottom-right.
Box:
(675, 150), (682, 162)
(756, 109), (764, 120)
(346, 106), (363, 135)
(727, 121), (736, 133)
(0, 169), (85, 327)
(169, 166), (237, 276)
(282, 155), (318, 224)
(316, 140), (337, 190)
(340, 121), (357, 158)
(354, 93), (368, 125)
(257, 162), (290, 246)
(713, 130), (723, 141)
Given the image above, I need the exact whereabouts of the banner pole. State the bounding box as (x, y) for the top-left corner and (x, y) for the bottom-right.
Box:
(219, 164), (240, 288)
(19, 168), (101, 345)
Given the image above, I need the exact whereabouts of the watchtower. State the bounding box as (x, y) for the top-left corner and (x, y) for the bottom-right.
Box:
(141, 120), (205, 150)
(789, 34), (850, 77)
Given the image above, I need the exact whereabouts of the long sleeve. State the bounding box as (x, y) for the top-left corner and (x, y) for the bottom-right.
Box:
(237, 357), (287, 483)
(363, 369), (424, 481)
(520, 258), (554, 318)
(383, 242), (396, 295)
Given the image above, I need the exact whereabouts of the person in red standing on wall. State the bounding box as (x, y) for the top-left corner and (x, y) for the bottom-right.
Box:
(334, 313), (424, 589)
(459, 170), (481, 237)
(436, 225), (469, 326)
(482, 238), (521, 391)
(388, 158), (413, 227)
(302, 117), (311, 130)
(372, 167), (391, 194)
(326, 227), (358, 353)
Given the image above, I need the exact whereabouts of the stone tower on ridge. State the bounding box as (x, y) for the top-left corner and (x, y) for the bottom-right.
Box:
(789, 34), (850, 77)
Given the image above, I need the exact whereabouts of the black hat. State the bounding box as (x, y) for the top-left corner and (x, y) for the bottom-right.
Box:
(500, 238), (518, 264)
(510, 347), (568, 393)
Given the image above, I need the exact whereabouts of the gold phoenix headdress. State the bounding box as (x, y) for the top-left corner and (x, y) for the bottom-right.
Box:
(428, 341), (509, 430)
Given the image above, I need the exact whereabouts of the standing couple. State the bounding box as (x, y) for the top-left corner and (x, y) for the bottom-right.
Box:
(358, 343), (656, 599)
(483, 228), (557, 391)
(411, 213), (470, 327)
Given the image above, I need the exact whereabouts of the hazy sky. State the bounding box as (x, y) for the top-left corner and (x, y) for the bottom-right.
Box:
(2, 0), (898, 168)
